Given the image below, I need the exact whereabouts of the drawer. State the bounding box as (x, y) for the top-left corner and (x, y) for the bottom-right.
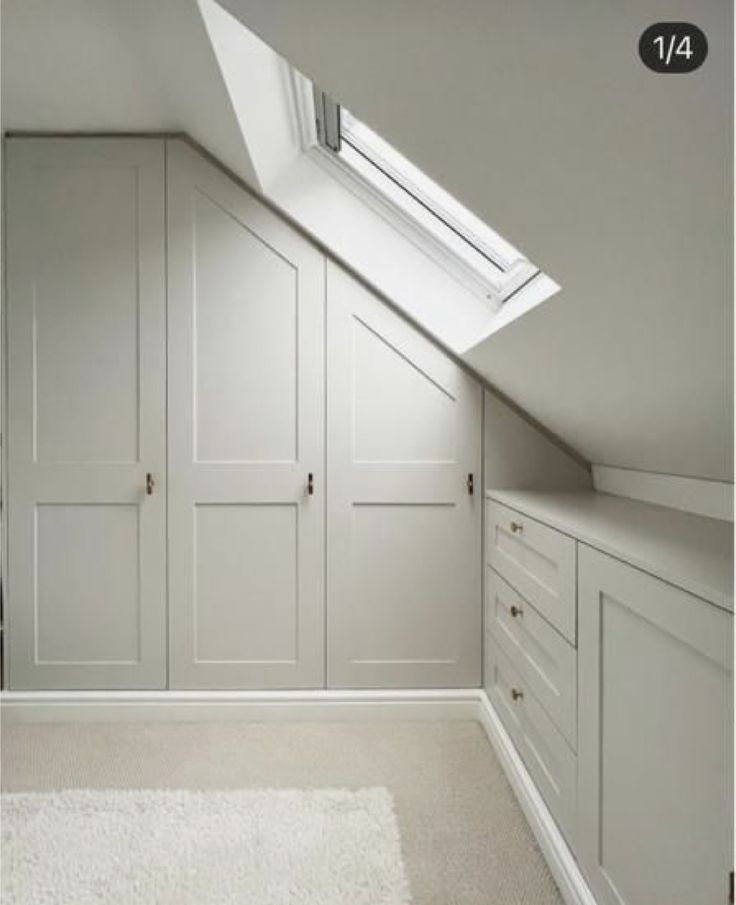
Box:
(486, 567), (577, 748)
(486, 500), (577, 643)
(485, 635), (577, 845)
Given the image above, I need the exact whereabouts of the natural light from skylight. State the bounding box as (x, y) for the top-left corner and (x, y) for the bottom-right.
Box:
(312, 89), (542, 305)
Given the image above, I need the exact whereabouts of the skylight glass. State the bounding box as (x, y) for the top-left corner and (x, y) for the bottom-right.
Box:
(313, 91), (540, 302)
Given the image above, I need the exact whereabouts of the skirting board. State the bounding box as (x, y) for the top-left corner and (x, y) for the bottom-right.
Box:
(0, 687), (598, 905)
(476, 691), (597, 905)
(0, 688), (480, 723)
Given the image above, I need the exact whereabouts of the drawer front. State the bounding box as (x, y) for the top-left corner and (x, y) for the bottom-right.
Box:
(485, 629), (524, 749)
(486, 636), (577, 845)
(486, 567), (577, 748)
(487, 501), (577, 643)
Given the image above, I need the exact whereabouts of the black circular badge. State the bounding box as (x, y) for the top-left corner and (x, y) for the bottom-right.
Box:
(639, 23), (708, 73)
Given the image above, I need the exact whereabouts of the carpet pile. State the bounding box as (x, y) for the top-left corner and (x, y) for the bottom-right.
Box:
(1, 787), (411, 905)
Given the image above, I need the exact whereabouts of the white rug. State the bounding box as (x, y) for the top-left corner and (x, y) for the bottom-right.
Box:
(1, 787), (411, 905)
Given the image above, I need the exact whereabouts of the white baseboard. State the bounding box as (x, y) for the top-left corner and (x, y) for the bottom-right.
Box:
(0, 688), (481, 723)
(1, 686), (598, 905)
(476, 691), (597, 905)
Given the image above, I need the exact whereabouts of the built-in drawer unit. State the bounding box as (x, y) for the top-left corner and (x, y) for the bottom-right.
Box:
(486, 568), (577, 748)
(485, 635), (577, 844)
(486, 500), (576, 643)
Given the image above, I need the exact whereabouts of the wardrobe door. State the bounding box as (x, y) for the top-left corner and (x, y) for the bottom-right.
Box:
(167, 140), (325, 689)
(326, 264), (482, 688)
(5, 138), (167, 690)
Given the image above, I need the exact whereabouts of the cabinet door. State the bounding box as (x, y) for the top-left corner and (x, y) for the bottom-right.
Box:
(578, 545), (733, 905)
(167, 141), (325, 689)
(6, 138), (167, 689)
(326, 264), (482, 687)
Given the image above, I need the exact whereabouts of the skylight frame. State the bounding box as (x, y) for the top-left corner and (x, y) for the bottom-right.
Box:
(311, 88), (541, 304)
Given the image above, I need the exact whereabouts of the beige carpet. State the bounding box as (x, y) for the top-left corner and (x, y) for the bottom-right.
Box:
(1, 720), (563, 905)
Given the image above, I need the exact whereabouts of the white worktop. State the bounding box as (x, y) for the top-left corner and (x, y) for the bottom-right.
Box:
(486, 490), (733, 612)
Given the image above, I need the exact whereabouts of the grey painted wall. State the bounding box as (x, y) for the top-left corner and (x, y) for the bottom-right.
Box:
(484, 392), (592, 492)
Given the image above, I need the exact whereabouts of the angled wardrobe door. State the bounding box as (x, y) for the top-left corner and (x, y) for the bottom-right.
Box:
(5, 138), (167, 689)
(326, 263), (482, 688)
(167, 140), (325, 689)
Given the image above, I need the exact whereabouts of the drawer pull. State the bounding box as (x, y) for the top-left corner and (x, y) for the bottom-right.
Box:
(511, 687), (524, 702)
(510, 605), (523, 618)
(510, 521), (524, 534)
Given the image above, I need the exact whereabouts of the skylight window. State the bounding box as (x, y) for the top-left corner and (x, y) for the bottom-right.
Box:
(312, 89), (540, 304)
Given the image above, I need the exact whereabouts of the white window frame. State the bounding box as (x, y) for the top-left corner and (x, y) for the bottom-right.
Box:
(290, 71), (546, 305)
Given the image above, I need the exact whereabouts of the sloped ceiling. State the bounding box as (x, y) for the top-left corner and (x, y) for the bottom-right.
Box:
(219, 0), (733, 482)
(2, 0), (732, 481)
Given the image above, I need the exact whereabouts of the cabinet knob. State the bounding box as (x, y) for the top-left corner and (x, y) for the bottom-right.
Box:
(510, 605), (523, 618)
(510, 521), (524, 534)
(511, 687), (524, 702)
(146, 472), (155, 495)
(307, 473), (314, 496)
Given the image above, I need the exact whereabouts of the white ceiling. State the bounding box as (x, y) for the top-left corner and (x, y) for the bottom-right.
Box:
(2, 0), (732, 481)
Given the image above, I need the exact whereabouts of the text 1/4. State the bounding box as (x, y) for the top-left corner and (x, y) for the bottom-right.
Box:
(639, 23), (707, 73)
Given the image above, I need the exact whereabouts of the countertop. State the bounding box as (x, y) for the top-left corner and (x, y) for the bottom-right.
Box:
(486, 489), (733, 612)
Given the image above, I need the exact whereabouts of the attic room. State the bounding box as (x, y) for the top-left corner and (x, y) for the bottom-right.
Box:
(0, 2), (732, 904)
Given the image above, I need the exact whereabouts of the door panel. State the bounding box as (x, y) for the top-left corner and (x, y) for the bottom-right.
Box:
(326, 263), (482, 688)
(6, 138), (167, 689)
(193, 504), (298, 663)
(193, 192), (298, 464)
(167, 140), (324, 689)
(350, 504), (460, 662)
(578, 545), (733, 905)
(35, 504), (141, 664)
(32, 164), (141, 465)
(352, 320), (455, 462)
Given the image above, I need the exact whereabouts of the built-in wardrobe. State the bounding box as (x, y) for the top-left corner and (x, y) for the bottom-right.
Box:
(4, 136), (482, 691)
(4, 135), (733, 905)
